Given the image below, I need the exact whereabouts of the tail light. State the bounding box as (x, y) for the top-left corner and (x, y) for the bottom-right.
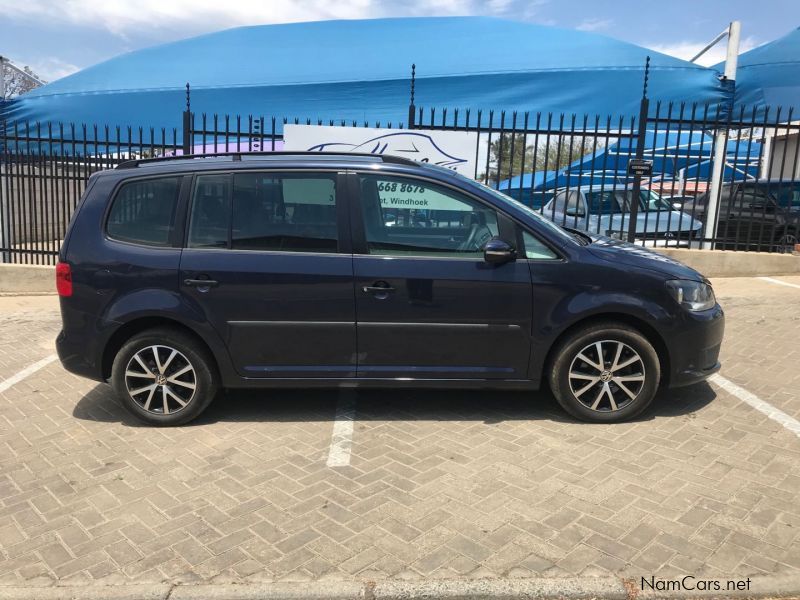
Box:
(56, 262), (73, 297)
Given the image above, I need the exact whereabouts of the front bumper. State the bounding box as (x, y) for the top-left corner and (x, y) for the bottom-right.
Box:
(666, 303), (725, 388)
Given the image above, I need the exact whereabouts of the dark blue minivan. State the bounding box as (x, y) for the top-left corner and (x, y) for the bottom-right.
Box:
(56, 153), (724, 425)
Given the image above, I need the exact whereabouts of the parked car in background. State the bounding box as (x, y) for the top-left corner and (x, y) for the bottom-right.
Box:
(542, 186), (702, 245)
(683, 180), (800, 251)
(56, 152), (723, 426)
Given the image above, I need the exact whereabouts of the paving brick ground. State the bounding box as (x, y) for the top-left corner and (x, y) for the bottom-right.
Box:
(0, 278), (798, 587)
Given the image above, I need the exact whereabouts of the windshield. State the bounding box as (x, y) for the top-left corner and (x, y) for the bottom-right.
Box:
(764, 183), (800, 209)
(459, 174), (578, 245)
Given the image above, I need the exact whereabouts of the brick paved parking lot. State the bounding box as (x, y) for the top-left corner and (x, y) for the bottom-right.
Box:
(0, 278), (799, 591)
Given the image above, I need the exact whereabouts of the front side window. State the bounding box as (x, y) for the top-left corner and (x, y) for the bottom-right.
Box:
(106, 177), (181, 246)
(587, 191), (622, 214)
(737, 185), (776, 210)
(187, 172), (338, 252)
(359, 174), (498, 257)
(639, 190), (672, 211)
(522, 231), (558, 260)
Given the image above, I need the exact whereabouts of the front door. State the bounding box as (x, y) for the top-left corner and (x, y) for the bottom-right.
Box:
(179, 170), (356, 378)
(351, 172), (532, 379)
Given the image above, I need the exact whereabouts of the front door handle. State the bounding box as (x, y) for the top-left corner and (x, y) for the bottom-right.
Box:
(184, 278), (219, 288)
(362, 281), (395, 299)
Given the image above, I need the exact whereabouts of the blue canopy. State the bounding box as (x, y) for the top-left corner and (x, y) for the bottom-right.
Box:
(716, 26), (800, 116)
(500, 130), (761, 201)
(1, 17), (726, 134)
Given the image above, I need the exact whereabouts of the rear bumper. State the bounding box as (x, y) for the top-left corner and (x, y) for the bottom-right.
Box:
(666, 304), (725, 388)
(56, 328), (105, 382)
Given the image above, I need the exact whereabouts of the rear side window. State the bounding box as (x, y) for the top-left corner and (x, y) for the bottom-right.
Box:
(232, 173), (337, 252)
(188, 175), (231, 248)
(187, 172), (338, 252)
(106, 177), (181, 246)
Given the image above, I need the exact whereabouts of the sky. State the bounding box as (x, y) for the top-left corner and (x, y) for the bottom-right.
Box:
(2, 0), (798, 82)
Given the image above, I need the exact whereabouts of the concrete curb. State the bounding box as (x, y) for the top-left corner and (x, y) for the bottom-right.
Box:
(0, 263), (54, 294)
(1, 575), (799, 600)
(652, 247), (800, 278)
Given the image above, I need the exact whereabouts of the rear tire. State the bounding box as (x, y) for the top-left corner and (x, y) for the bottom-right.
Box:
(548, 322), (660, 423)
(111, 328), (218, 426)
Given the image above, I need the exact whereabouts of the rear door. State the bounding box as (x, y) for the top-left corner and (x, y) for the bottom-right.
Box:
(179, 170), (356, 378)
(350, 171), (533, 380)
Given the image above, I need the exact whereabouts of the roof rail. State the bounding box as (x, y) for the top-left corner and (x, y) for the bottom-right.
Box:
(115, 151), (421, 169)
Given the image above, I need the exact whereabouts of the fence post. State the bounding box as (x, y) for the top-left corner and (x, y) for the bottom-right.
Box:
(407, 64), (416, 129)
(0, 120), (7, 263)
(182, 82), (192, 155)
(702, 21), (740, 250)
(626, 58), (650, 243)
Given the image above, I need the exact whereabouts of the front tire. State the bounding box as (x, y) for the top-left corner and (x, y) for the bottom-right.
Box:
(111, 328), (218, 426)
(548, 322), (660, 423)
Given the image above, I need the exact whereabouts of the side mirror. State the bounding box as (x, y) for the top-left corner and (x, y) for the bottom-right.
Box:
(565, 208), (583, 217)
(484, 237), (516, 265)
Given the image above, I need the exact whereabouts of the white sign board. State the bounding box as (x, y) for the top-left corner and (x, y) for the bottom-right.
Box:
(283, 125), (479, 177)
(373, 180), (472, 212)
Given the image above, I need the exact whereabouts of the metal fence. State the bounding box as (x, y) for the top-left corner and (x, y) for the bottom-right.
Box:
(2, 97), (800, 265)
(408, 101), (800, 253)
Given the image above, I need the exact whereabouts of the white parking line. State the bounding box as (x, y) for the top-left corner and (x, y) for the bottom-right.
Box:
(326, 389), (356, 467)
(710, 373), (800, 439)
(0, 354), (58, 394)
(758, 276), (800, 290)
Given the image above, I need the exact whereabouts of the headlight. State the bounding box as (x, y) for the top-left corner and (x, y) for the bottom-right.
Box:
(665, 279), (716, 311)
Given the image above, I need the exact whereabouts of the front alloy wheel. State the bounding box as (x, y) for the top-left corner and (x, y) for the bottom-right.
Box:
(568, 340), (645, 412)
(549, 322), (660, 422)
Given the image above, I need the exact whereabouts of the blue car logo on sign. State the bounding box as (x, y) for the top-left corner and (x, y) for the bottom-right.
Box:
(306, 132), (468, 169)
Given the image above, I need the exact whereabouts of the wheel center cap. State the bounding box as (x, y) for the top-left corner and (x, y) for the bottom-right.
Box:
(155, 374), (167, 385)
(600, 370), (612, 382)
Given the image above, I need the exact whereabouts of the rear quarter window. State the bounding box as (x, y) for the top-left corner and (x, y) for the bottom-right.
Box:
(106, 177), (181, 246)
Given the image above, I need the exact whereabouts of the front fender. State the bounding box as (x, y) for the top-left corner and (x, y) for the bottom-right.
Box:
(527, 257), (674, 386)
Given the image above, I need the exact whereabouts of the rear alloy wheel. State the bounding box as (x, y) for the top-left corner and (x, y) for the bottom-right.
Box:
(549, 322), (660, 422)
(124, 345), (197, 415)
(111, 328), (218, 426)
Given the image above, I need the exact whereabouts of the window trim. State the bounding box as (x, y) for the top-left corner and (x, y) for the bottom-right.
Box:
(183, 168), (348, 255)
(103, 174), (186, 249)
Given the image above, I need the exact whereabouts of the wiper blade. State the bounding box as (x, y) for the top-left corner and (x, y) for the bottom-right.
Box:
(562, 226), (591, 245)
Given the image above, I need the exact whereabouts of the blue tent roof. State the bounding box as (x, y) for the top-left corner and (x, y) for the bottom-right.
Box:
(715, 26), (800, 115)
(1, 17), (725, 132)
(500, 131), (761, 194)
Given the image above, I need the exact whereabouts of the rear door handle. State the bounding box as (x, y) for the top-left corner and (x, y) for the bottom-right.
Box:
(362, 285), (396, 293)
(184, 278), (219, 288)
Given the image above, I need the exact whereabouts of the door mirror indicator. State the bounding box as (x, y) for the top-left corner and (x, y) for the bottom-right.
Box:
(484, 237), (516, 265)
